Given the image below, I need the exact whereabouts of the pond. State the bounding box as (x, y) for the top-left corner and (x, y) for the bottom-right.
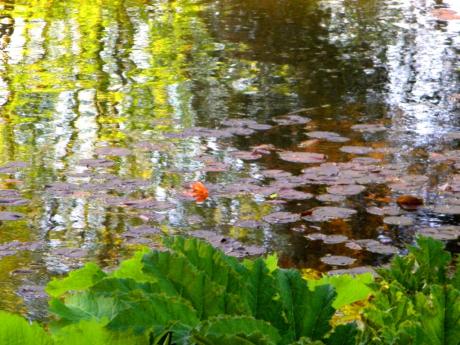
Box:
(0, 0), (458, 319)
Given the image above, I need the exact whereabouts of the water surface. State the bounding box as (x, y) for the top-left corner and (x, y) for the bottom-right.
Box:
(0, 0), (458, 318)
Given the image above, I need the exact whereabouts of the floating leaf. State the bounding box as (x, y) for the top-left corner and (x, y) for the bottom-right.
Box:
(278, 152), (326, 164)
(185, 182), (209, 203)
(396, 195), (424, 210)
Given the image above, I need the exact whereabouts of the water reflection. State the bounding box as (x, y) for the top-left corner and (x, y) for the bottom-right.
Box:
(0, 0), (457, 318)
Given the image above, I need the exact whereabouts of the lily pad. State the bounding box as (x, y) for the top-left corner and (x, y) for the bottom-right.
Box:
(418, 226), (460, 240)
(431, 205), (460, 215)
(304, 207), (357, 222)
(306, 131), (349, 142)
(340, 146), (374, 155)
(306, 233), (348, 244)
(277, 189), (313, 200)
(366, 206), (401, 216)
(231, 150), (263, 161)
(320, 255), (356, 266)
(261, 169), (292, 179)
(189, 230), (265, 257)
(263, 211), (301, 224)
(316, 194), (346, 203)
(327, 184), (366, 196)
(78, 158), (115, 168)
(273, 114), (311, 125)
(351, 124), (386, 133)
(366, 243), (399, 255)
(95, 147), (131, 157)
(383, 216), (414, 226)
(278, 151), (326, 164)
(0, 212), (24, 221)
(234, 219), (263, 229)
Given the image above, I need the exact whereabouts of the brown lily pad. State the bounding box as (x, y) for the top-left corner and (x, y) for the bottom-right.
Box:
(231, 150), (263, 161)
(366, 206), (401, 216)
(320, 255), (356, 266)
(316, 194), (346, 203)
(396, 195), (424, 210)
(278, 151), (326, 164)
(0, 212), (24, 221)
(431, 205), (460, 215)
(306, 233), (348, 244)
(351, 124), (387, 133)
(263, 211), (301, 224)
(95, 147), (131, 157)
(340, 146), (374, 155)
(327, 184), (366, 196)
(306, 131), (349, 143)
(366, 243), (399, 255)
(273, 114), (311, 125)
(78, 158), (115, 168)
(277, 189), (313, 200)
(304, 207), (357, 222)
(383, 216), (414, 226)
(418, 226), (460, 240)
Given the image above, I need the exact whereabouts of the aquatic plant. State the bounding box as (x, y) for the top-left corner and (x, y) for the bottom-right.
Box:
(0, 235), (458, 345)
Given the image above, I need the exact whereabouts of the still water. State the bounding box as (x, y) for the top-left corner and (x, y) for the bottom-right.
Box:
(0, 0), (458, 318)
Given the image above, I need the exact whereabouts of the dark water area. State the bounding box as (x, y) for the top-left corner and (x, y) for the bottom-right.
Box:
(0, 0), (458, 318)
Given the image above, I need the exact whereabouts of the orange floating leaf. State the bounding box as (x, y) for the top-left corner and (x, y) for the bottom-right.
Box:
(185, 182), (209, 203)
(396, 195), (423, 210)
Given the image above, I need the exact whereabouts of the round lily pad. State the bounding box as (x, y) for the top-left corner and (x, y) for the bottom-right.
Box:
(306, 131), (349, 143)
(351, 124), (387, 133)
(304, 207), (357, 222)
(278, 151), (326, 164)
(231, 151), (263, 161)
(316, 194), (346, 203)
(418, 226), (460, 240)
(0, 212), (24, 221)
(383, 216), (414, 226)
(431, 205), (460, 215)
(320, 255), (356, 266)
(273, 114), (311, 125)
(326, 184), (366, 196)
(263, 211), (301, 224)
(366, 206), (401, 216)
(277, 189), (313, 200)
(95, 147), (131, 157)
(340, 146), (374, 155)
(366, 243), (399, 255)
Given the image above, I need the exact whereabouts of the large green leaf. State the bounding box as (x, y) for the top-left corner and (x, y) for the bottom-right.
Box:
(307, 274), (373, 309)
(52, 320), (149, 345)
(46, 263), (106, 298)
(379, 236), (451, 293)
(192, 315), (281, 345)
(163, 236), (252, 315)
(49, 292), (122, 325)
(107, 292), (199, 333)
(0, 311), (53, 345)
(415, 285), (460, 345)
(326, 323), (358, 345)
(243, 258), (286, 332)
(142, 250), (229, 318)
(276, 269), (336, 341)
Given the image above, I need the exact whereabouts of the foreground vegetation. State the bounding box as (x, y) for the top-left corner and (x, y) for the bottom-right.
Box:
(0, 236), (459, 345)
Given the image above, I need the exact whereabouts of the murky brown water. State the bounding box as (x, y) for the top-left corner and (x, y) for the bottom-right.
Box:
(0, 0), (458, 318)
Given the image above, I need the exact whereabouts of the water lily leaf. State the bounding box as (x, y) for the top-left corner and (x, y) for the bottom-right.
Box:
(263, 212), (301, 224)
(383, 216), (414, 226)
(320, 255), (356, 266)
(326, 185), (365, 196)
(279, 152), (326, 164)
(339, 146), (374, 155)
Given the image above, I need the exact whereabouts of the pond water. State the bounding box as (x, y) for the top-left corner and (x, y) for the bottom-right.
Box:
(0, 0), (459, 318)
